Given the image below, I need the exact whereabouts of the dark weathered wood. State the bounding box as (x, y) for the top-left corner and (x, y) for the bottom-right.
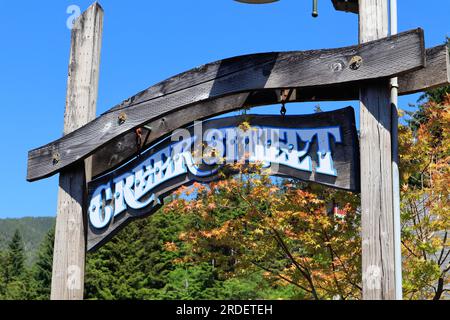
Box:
(87, 107), (359, 251)
(51, 3), (103, 300)
(90, 44), (449, 178)
(359, 0), (396, 300)
(27, 29), (425, 182)
(92, 93), (250, 177)
(332, 0), (359, 13)
(399, 45), (450, 95)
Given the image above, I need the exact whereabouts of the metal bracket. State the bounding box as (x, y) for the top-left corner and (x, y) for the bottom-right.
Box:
(331, 0), (359, 14)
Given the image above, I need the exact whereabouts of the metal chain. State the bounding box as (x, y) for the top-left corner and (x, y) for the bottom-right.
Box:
(135, 128), (143, 154)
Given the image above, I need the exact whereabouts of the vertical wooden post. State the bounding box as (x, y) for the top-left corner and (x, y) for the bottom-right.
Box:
(359, 0), (396, 300)
(51, 3), (103, 300)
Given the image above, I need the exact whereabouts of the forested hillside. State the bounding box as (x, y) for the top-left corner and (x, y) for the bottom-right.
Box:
(0, 217), (54, 265)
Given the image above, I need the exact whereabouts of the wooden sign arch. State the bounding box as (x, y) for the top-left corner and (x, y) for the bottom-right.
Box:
(30, 1), (450, 300)
(33, 3), (450, 300)
(28, 28), (442, 182)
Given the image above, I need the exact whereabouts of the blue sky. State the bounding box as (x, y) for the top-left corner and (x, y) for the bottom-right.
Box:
(0, 0), (448, 218)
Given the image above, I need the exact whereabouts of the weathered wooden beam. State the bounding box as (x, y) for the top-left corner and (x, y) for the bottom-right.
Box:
(92, 93), (250, 178)
(359, 0), (396, 300)
(89, 44), (449, 178)
(399, 45), (450, 95)
(27, 29), (425, 182)
(51, 3), (103, 300)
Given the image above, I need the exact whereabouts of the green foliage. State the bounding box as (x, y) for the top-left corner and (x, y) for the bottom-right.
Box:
(0, 250), (7, 297)
(400, 86), (449, 300)
(0, 217), (55, 266)
(214, 272), (304, 300)
(6, 230), (26, 281)
(0, 229), (38, 300)
(84, 210), (196, 300)
(32, 228), (54, 300)
(159, 263), (217, 300)
(164, 169), (361, 300)
(82, 201), (304, 300)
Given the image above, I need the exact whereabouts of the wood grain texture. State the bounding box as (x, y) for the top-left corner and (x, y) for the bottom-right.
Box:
(90, 44), (449, 178)
(399, 45), (450, 95)
(50, 3), (103, 300)
(27, 29), (425, 182)
(87, 108), (359, 251)
(359, 0), (396, 300)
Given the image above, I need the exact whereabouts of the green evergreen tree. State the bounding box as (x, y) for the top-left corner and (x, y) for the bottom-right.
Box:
(32, 228), (54, 300)
(0, 249), (7, 298)
(83, 200), (302, 300)
(84, 211), (189, 300)
(6, 229), (26, 281)
(1, 229), (37, 300)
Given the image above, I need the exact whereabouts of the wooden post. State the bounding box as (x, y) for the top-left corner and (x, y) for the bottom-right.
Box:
(359, 0), (396, 299)
(51, 3), (103, 300)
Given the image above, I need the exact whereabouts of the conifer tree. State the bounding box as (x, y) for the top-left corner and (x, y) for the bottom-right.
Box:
(0, 250), (7, 298)
(6, 229), (26, 281)
(32, 228), (54, 300)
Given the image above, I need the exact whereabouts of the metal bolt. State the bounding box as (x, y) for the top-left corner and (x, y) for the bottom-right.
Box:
(331, 61), (344, 72)
(349, 55), (363, 70)
(118, 112), (127, 124)
(52, 152), (60, 165)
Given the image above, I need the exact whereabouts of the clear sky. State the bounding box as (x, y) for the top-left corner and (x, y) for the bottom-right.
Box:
(0, 0), (448, 218)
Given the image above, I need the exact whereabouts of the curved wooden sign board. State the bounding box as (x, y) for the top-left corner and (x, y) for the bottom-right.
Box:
(90, 44), (448, 179)
(29, 28), (448, 182)
(87, 108), (359, 251)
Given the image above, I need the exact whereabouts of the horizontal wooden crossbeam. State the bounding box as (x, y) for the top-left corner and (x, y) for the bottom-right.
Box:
(90, 44), (449, 178)
(27, 29), (427, 182)
(399, 45), (450, 95)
